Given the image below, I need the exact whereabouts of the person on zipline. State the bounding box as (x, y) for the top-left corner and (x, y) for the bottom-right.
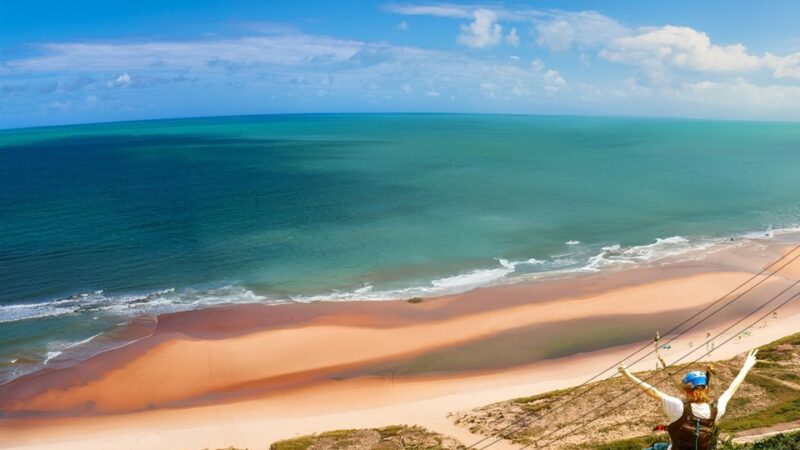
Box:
(618, 348), (759, 450)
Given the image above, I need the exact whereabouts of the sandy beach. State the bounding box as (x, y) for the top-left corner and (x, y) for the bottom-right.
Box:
(2, 239), (800, 449)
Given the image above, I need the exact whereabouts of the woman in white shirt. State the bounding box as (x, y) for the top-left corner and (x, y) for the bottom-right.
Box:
(618, 349), (759, 450)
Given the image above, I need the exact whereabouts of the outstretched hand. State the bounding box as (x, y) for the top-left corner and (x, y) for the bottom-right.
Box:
(743, 348), (759, 371)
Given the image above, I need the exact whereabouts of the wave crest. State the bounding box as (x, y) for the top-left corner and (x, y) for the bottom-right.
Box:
(0, 286), (268, 324)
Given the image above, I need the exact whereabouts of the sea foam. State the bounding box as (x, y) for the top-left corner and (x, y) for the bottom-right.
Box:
(5, 227), (796, 322)
(0, 286), (269, 325)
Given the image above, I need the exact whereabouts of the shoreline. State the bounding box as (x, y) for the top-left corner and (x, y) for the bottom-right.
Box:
(2, 239), (800, 449)
(2, 227), (797, 386)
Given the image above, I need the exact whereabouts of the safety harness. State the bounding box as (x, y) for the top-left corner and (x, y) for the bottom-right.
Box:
(666, 401), (718, 450)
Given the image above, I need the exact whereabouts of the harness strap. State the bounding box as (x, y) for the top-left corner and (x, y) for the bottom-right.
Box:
(695, 419), (701, 450)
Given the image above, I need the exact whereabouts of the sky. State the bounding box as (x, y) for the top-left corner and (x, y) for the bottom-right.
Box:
(2, 1), (800, 129)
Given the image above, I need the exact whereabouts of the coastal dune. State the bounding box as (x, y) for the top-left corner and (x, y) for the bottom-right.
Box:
(2, 241), (800, 449)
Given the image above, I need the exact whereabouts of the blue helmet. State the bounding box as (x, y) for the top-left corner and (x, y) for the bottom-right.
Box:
(682, 370), (708, 389)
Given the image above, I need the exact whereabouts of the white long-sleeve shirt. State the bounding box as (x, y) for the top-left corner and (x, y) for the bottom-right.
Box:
(659, 366), (747, 423)
(660, 396), (725, 423)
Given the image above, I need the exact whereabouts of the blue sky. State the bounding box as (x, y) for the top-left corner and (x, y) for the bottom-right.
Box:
(2, 1), (800, 128)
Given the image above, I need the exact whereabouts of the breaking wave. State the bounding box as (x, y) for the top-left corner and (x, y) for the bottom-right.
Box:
(5, 226), (799, 323)
(0, 285), (270, 325)
(290, 234), (736, 302)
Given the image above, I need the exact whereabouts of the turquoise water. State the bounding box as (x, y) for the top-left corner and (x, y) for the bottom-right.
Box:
(1, 113), (800, 381)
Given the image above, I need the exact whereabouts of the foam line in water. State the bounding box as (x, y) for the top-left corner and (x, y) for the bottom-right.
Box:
(290, 227), (800, 302)
(4, 227), (798, 323)
(0, 286), (270, 324)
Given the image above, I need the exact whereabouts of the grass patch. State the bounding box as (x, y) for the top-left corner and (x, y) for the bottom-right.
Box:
(270, 430), (359, 450)
(513, 386), (573, 404)
(743, 429), (800, 449)
(759, 332), (800, 348)
(720, 396), (800, 432)
(744, 372), (797, 396)
(270, 425), (463, 450)
(376, 425), (406, 438)
(595, 430), (800, 450)
(776, 372), (800, 383)
(570, 434), (667, 450)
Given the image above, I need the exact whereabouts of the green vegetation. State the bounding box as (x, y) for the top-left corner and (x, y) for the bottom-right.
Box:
(717, 332), (800, 433)
(721, 397), (800, 432)
(269, 425), (464, 450)
(571, 434), (666, 449)
(591, 430), (800, 450)
(735, 430), (800, 449)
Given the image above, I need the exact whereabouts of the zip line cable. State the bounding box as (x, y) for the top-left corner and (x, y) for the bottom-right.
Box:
(524, 280), (800, 450)
(527, 285), (800, 450)
(470, 246), (800, 449)
(465, 244), (800, 449)
(527, 279), (800, 449)
(467, 244), (800, 448)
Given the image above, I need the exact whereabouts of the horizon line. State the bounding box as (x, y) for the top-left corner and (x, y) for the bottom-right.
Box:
(3, 110), (800, 133)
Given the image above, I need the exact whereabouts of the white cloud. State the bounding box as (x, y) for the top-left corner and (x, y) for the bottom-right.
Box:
(43, 100), (71, 110)
(387, 5), (627, 53)
(506, 28), (520, 47)
(763, 52), (800, 80)
(2, 32), (566, 105)
(5, 35), (363, 73)
(4, 18), (800, 124)
(543, 69), (567, 93)
(535, 11), (629, 52)
(384, 4), (471, 18)
(511, 82), (530, 97)
(601, 26), (761, 77)
(595, 77), (800, 120)
(457, 9), (503, 48)
(595, 25), (800, 84)
(384, 3), (540, 23)
(397, 21), (409, 31)
(535, 20), (573, 52)
(679, 78), (800, 113)
(107, 72), (131, 88)
(385, 5), (800, 83)
(526, 58), (567, 95)
(238, 22), (300, 35)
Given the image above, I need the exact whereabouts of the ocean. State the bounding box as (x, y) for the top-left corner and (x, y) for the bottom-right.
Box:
(1, 113), (799, 383)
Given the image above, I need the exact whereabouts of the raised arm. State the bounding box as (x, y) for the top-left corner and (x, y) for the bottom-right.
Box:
(717, 349), (759, 417)
(618, 363), (668, 401)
